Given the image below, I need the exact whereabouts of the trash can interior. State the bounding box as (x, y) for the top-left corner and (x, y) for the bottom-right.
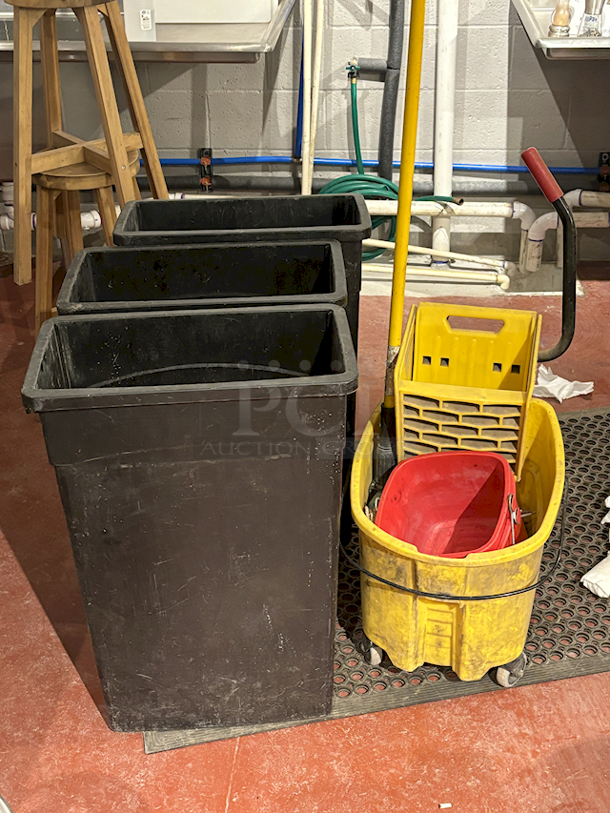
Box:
(57, 242), (347, 314)
(120, 195), (366, 236)
(27, 307), (351, 395)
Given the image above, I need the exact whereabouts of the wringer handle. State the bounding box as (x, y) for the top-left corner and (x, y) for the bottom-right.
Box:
(521, 147), (577, 362)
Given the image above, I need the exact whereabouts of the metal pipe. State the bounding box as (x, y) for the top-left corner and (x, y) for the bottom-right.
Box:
(538, 196), (577, 361)
(378, 0), (405, 180)
(521, 147), (578, 361)
(432, 0), (459, 258)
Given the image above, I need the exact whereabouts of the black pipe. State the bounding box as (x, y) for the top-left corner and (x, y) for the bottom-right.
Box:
(378, 0), (405, 180)
(356, 57), (387, 80)
(538, 195), (577, 362)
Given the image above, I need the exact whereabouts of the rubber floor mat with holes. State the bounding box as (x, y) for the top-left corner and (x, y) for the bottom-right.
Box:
(145, 407), (610, 753)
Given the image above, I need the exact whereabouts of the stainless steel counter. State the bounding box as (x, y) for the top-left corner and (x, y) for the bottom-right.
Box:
(0, 0), (295, 62)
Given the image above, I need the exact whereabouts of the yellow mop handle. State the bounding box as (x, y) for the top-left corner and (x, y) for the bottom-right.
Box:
(384, 0), (427, 407)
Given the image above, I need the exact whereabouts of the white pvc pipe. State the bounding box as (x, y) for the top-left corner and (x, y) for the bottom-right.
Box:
(364, 262), (510, 288)
(0, 206), (114, 232)
(528, 211), (610, 243)
(432, 0), (459, 258)
(174, 195), (534, 225)
(581, 191), (610, 207)
(513, 201), (537, 273)
(513, 200), (537, 231)
(307, 0), (324, 194)
(367, 199), (536, 273)
(0, 795), (14, 813)
(564, 189), (610, 209)
(555, 190), (610, 269)
(0, 214), (17, 230)
(2, 182), (13, 205)
(170, 195), (538, 235)
(369, 199), (519, 219)
(525, 210), (610, 273)
(300, 0), (314, 196)
(363, 236), (515, 273)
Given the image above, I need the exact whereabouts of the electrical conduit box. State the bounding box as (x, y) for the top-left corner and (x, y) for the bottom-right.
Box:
(123, 0), (278, 42)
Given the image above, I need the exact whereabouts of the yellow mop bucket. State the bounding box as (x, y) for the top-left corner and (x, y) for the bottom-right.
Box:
(394, 303), (542, 480)
(351, 398), (564, 682)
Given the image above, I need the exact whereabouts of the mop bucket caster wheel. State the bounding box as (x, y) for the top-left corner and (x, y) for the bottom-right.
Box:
(358, 631), (384, 666)
(494, 652), (528, 688)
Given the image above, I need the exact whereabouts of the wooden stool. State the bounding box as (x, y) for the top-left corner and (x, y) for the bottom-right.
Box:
(34, 150), (139, 332)
(9, 0), (168, 286)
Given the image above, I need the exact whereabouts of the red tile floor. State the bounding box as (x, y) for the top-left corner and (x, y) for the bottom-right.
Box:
(2, 263), (610, 813)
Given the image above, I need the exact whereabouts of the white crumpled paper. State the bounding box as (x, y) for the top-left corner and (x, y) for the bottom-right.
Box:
(581, 497), (610, 598)
(533, 365), (594, 404)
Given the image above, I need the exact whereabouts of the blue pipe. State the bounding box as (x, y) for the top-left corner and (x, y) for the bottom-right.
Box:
(294, 45), (304, 160)
(213, 156), (294, 165)
(156, 156), (598, 175)
(158, 158), (203, 166)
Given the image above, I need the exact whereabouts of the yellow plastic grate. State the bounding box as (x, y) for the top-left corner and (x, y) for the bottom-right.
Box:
(394, 303), (541, 479)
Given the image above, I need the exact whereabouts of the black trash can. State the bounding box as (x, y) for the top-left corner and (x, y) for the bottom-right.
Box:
(56, 241), (347, 315)
(22, 305), (357, 733)
(113, 194), (371, 353)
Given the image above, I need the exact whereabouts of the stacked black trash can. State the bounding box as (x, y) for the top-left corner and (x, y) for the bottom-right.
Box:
(23, 194), (370, 732)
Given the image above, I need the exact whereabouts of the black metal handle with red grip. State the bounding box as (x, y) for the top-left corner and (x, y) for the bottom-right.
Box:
(522, 147), (564, 204)
(521, 148), (577, 362)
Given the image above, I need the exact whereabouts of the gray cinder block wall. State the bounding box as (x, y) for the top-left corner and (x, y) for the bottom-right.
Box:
(0, 0), (607, 259)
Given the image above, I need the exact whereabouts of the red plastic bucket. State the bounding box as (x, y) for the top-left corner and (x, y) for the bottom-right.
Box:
(375, 451), (523, 558)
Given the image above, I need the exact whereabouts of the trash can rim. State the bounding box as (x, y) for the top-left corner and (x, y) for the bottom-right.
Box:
(22, 305), (358, 413)
(113, 193), (373, 242)
(56, 240), (348, 315)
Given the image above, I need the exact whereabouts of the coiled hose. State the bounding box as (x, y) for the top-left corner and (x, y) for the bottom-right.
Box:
(319, 78), (456, 261)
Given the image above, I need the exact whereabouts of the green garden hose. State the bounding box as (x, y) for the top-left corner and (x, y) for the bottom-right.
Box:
(319, 77), (457, 261)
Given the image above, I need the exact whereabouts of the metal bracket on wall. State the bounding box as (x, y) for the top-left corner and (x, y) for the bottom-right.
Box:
(198, 149), (213, 192)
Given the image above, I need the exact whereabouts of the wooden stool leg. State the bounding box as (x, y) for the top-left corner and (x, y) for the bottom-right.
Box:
(102, 1), (168, 200)
(64, 190), (84, 261)
(54, 192), (72, 268)
(39, 10), (62, 147)
(74, 5), (135, 208)
(35, 186), (58, 333)
(132, 175), (142, 201)
(13, 7), (44, 286)
(96, 186), (117, 246)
